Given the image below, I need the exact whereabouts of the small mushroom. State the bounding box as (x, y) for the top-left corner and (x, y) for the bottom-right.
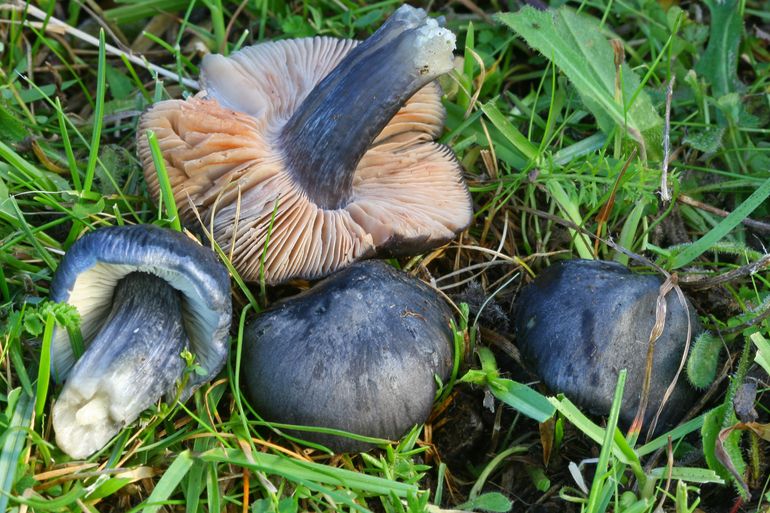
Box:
(138, 5), (472, 284)
(512, 259), (700, 428)
(50, 225), (231, 458)
(242, 261), (454, 452)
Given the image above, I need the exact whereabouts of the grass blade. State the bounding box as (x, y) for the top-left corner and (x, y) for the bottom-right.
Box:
(34, 312), (55, 420)
(82, 29), (107, 194)
(548, 395), (637, 466)
(586, 369), (626, 513)
(10, 199), (58, 271)
(200, 447), (419, 497)
(140, 450), (194, 513)
(0, 391), (34, 512)
(637, 414), (706, 456)
(0, 141), (54, 191)
(545, 180), (594, 259)
(461, 347), (555, 423)
(206, 463), (220, 513)
(670, 175), (770, 268)
(145, 130), (181, 231)
(647, 466), (725, 484)
(481, 101), (539, 164)
(54, 97), (81, 191)
(488, 377), (555, 423)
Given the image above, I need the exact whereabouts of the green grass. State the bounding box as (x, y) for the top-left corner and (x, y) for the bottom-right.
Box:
(1, 0), (769, 512)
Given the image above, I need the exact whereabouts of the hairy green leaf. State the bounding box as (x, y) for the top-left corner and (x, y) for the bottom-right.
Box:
(0, 102), (27, 142)
(695, 0), (743, 98)
(702, 405), (745, 488)
(687, 331), (723, 389)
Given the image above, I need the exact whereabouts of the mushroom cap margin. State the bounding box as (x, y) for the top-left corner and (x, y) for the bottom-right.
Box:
(49, 225), (232, 392)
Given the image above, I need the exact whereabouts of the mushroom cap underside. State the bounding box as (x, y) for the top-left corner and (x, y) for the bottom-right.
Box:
(49, 225), (232, 389)
(138, 36), (472, 284)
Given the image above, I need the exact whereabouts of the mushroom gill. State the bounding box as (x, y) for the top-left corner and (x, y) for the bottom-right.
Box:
(138, 5), (472, 284)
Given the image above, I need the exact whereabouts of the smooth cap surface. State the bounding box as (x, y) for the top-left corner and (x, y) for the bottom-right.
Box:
(513, 259), (700, 428)
(242, 261), (454, 452)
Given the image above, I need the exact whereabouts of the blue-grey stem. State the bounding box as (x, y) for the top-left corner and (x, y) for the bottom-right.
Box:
(52, 272), (188, 459)
(279, 6), (455, 210)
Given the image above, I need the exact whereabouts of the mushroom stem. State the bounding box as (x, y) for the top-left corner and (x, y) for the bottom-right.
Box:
(279, 5), (456, 210)
(52, 272), (188, 459)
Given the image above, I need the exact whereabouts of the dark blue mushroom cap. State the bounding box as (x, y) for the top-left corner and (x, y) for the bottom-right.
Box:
(50, 225), (232, 391)
(242, 260), (454, 452)
(513, 259), (700, 428)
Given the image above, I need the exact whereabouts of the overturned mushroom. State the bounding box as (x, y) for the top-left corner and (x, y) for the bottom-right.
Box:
(50, 225), (231, 458)
(242, 261), (454, 452)
(512, 259), (700, 429)
(138, 5), (472, 284)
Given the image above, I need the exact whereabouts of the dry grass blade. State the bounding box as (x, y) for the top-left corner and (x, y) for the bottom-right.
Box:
(649, 282), (693, 439)
(593, 148), (637, 257)
(629, 275), (673, 437)
(677, 193), (770, 235)
(2, 1), (199, 89)
(660, 76), (675, 202)
(679, 253), (770, 290)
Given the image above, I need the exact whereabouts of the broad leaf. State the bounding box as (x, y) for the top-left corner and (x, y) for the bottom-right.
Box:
(702, 405), (746, 493)
(695, 0), (743, 98)
(496, 7), (663, 160)
(457, 492), (513, 512)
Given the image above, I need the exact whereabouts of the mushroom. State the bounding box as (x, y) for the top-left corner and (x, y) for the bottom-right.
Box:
(50, 225), (231, 458)
(242, 260), (454, 452)
(137, 5), (472, 285)
(512, 259), (700, 429)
